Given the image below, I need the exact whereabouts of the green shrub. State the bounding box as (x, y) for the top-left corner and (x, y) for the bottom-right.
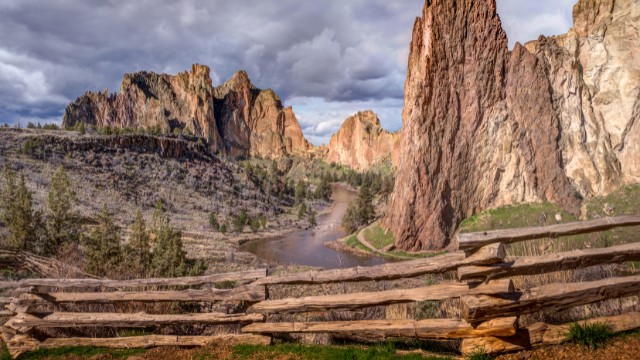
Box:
(249, 217), (261, 233)
(465, 348), (492, 360)
(233, 210), (248, 233)
(298, 202), (307, 220)
(209, 212), (219, 231)
(566, 322), (613, 349)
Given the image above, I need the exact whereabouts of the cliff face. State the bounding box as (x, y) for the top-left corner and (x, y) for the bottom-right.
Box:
(385, 0), (640, 251)
(325, 111), (400, 171)
(526, 0), (640, 194)
(64, 65), (312, 159)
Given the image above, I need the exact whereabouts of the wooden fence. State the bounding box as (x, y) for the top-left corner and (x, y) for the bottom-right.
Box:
(2, 215), (640, 358)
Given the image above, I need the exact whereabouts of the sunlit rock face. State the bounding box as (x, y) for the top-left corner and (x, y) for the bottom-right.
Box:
(386, 0), (639, 251)
(325, 110), (400, 171)
(64, 65), (312, 159)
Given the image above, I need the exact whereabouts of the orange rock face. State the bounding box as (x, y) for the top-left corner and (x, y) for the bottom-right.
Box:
(325, 111), (400, 171)
(384, 0), (583, 251)
(63, 65), (312, 159)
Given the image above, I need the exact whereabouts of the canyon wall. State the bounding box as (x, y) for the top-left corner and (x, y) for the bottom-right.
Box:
(325, 110), (400, 171)
(386, 0), (639, 251)
(63, 65), (312, 159)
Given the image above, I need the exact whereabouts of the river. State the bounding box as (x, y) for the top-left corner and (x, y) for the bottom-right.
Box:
(240, 185), (387, 269)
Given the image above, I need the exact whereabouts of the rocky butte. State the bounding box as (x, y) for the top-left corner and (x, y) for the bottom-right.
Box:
(63, 65), (312, 160)
(325, 110), (400, 171)
(385, 0), (639, 251)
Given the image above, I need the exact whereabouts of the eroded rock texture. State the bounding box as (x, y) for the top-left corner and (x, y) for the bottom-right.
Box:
(386, 0), (639, 251)
(63, 65), (312, 159)
(326, 111), (400, 171)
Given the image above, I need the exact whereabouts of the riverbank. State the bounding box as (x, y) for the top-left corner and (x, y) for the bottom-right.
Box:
(238, 185), (388, 269)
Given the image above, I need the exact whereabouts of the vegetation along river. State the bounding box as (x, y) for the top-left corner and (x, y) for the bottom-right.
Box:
(240, 185), (387, 269)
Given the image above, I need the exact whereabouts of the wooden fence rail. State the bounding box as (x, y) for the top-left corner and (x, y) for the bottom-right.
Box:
(243, 317), (518, 340)
(249, 279), (514, 314)
(456, 215), (640, 251)
(0, 269), (267, 290)
(462, 275), (640, 323)
(457, 241), (640, 281)
(2, 215), (640, 358)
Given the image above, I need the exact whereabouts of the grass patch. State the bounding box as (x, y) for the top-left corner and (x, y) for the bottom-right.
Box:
(465, 348), (493, 360)
(458, 185), (640, 258)
(0, 343), (11, 360)
(565, 322), (613, 349)
(459, 202), (577, 233)
(21, 346), (147, 359)
(345, 233), (372, 253)
(232, 343), (453, 360)
(363, 223), (396, 250)
(390, 250), (448, 259)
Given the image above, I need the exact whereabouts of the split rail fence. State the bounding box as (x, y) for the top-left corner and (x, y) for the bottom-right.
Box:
(1, 215), (640, 357)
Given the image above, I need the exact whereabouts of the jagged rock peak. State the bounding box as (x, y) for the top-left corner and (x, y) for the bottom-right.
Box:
(63, 65), (315, 160)
(325, 110), (400, 171)
(384, 0), (585, 251)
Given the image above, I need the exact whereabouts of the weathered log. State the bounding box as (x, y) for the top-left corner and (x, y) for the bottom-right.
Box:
(458, 242), (640, 281)
(250, 279), (514, 314)
(5, 334), (40, 359)
(6, 334), (272, 358)
(255, 244), (506, 286)
(461, 312), (640, 354)
(243, 317), (517, 340)
(12, 312), (264, 328)
(0, 310), (14, 319)
(0, 269), (267, 290)
(18, 285), (265, 305)
(457, 215), (640, 251)
(0, 249), (96, 279)
(462, 275), (640, 322)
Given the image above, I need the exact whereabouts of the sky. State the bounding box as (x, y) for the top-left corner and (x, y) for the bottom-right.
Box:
(0, 0), (576, 146)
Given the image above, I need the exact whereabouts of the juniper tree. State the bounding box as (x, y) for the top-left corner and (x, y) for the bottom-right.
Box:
(1, 169), (42, 252)
(46, 166), (80, 255)
(84, 205), (123, 277)
(295, 180), (307, 205)
(150, 209), (205, 277)
(298, 202), (307, 220)
(308, 209), (317, 227)
(123, 211), (151, 278)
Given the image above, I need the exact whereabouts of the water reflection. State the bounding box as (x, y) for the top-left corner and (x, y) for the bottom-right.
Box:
(240, 186), (387, 269)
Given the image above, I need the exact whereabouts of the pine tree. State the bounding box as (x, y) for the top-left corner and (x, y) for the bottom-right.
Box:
(308, 209), (317, 227)
(1, 170), (41, 252)
(123, 211), (151, 278)
(46, 166), (80, 255)
(295, 180), (307, 205)
(233, 210), (248, 233)
(315, 172), (332, 201)
(150, 209), (205, 278)
(298, 202), (307, 220)
(341, 182), (375, 234)
(0, 166), (17, 227)
(84, 205), (123, 277)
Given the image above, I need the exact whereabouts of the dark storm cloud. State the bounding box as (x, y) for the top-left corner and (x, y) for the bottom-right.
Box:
(0, 0), (575, 144)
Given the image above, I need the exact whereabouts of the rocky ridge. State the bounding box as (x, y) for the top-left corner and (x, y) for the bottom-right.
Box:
(63, 65), (312, 160)
(385, 0), (639, 251)
(325, 110), (400, 171)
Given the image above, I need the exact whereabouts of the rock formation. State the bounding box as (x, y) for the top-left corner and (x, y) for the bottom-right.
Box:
(63, 65), (312, 159)
(325, 111), (400, 171)
(386, 0), (639, 251)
